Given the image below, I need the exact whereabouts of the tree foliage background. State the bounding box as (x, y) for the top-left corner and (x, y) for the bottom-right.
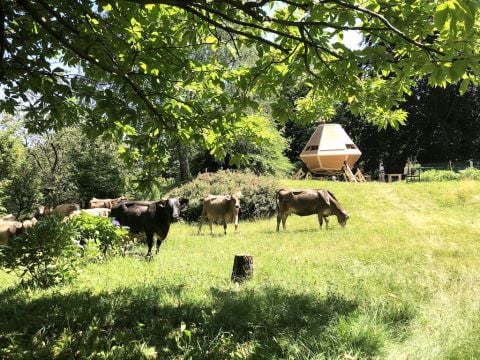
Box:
(2, 0), (480, 183)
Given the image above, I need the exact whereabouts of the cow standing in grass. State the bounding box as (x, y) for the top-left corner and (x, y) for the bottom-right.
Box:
(276, 188), (348, 232)
(111, 198), (188, 257)
(198, 192), (241, 235)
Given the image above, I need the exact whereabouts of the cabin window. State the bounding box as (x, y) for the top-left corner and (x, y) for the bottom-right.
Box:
(346, 144), (357, 149)
(305, 145), (318, 151)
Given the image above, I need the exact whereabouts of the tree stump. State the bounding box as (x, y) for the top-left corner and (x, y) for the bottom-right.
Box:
(231, 254), (253, 283)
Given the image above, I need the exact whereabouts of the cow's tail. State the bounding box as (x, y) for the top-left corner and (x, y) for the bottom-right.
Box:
(274, 189), (283, 210)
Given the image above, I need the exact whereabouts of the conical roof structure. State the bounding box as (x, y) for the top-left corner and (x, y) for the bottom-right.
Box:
(300, 123), (362, 174)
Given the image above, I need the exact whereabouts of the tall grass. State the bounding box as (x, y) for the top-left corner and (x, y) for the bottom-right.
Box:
(1, 180), (480, 359)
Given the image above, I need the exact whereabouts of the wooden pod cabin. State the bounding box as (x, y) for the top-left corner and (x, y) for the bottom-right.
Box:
(300, 123), (362, 174)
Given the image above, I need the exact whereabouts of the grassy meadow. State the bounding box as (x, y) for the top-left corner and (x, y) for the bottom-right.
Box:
(1, 180), (480, 359)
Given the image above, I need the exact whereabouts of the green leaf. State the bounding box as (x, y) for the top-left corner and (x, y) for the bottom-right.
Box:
(450, 60), (467, 82)
(434, 9), (449, 29)
(459, 78), (470, 94)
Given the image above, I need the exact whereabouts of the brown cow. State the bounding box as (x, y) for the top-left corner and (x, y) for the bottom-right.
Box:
(69, 208), (111, 218)
(22, 217), (38, 229)
(198, 192), (241, 235)
(276, 188), (348, 232)
(0, 220), (23, 245)
(38, 203), (80, 217)
(1, 214), (16, 222)
(89, 197), (128, 209)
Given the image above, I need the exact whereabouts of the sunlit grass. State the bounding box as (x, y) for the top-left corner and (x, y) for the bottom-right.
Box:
(1, 180), (480, 359)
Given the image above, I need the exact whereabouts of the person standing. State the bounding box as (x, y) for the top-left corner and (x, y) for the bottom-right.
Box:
(379, 160), (385, 182)
(403, 160), (411, 178)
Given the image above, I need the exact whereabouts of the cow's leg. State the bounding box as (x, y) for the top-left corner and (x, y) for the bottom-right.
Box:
(234, 214), (239, 232)
(281, 214), (287, 230)
(156, 226), (170, 254)
(156, 236), (165, 254)
(276, 213), (281, 232)
(209, 219), (213, 235)
(197, 216), (203, 234)
(318, 213), (323, 229)
(145, 231), (154, 257)
(324, 216), (329, 230)
(223, 218), (227, 235)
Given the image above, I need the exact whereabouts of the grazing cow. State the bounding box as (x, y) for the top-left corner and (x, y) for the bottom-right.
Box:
(89, 196), (128, 209)
(110, 198), (188, 256)
(38, 203), (80, 217)
(0, 220), (23, 245)
(22, 217), (38, 229)
(69, 208), (111, 218)
(1, 214), (16, 221)
(198, 192), (242, 235)
(276, 188), (349, 232)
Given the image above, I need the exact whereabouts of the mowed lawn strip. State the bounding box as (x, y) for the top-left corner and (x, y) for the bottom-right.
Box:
(1, 180), (480, 359)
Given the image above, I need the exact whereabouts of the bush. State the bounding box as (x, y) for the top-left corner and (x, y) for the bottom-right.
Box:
(0, 216), (82, 288)
(421, 169), (460, 182)
(459, 167), (480, 180)
(167, 170), (279, 222)
(69, 212), (130, 258)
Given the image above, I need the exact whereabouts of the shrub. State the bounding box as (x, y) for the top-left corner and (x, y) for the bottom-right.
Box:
(69, 212), (130, 258)
(421, 169), (460, 182)
(0, 216), (81, 288)
(459, 167), (480, 180)
(167, 170), (279, 222)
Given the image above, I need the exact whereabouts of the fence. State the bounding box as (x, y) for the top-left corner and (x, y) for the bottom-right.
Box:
(420, 160), (480, 172)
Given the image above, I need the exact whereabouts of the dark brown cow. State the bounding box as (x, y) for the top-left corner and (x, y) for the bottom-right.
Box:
(276, 188), (348, 232)
(89, 196), (128, 209)
(198, 192), (241, 235)
(110, 198), (188, 256)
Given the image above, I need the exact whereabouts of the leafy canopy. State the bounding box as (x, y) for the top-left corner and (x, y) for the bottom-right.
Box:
(2, 1), (479, 181)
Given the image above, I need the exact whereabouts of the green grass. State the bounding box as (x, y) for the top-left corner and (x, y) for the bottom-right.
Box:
(1, 180), (480, 359)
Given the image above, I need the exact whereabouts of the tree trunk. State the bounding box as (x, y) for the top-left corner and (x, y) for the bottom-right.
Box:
(177, 141), (191, 183)
(231, 254), (253, 283)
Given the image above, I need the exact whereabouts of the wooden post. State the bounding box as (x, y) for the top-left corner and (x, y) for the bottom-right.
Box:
(231, 254), (253, 283)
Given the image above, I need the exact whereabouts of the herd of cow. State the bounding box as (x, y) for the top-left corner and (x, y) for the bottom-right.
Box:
(0, 188), (349, 257)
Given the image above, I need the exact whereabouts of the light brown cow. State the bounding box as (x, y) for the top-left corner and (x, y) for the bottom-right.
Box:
(22, 217), (38, 229)
(198, 192), (241, 235)
(89, 197), (128, 209)
(0, 220), (23, 245)
(69, 208), (111, 218)
(276, 188), (349, 232)
(38, 203), (80, 217)
(1, 214), (16, 221)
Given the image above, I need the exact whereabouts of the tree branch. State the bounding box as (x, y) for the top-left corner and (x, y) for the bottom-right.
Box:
(17, 0), (171, 130)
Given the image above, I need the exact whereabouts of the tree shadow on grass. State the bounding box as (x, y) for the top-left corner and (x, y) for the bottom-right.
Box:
(0, 283), (388, 359)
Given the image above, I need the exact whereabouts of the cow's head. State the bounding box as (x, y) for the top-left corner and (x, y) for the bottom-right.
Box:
(163, 197), (189, 222)
(226, 192), (242, 209)
(37, 205), (53, 217)
(337, 210), (349, 228)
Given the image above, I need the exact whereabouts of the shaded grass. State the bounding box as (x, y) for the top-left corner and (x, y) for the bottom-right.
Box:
(1, 180), (480, 359)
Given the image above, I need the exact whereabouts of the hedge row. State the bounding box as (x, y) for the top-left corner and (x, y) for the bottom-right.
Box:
(167, 170), (280, 222)
(421, 168), (480, 182)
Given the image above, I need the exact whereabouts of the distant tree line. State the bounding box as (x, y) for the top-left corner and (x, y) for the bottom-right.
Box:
(283, 81), (480, 177)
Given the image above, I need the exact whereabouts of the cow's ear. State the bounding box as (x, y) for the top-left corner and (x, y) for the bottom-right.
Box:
(318, 190), (330, 205)
(180, 198), (189, 206)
